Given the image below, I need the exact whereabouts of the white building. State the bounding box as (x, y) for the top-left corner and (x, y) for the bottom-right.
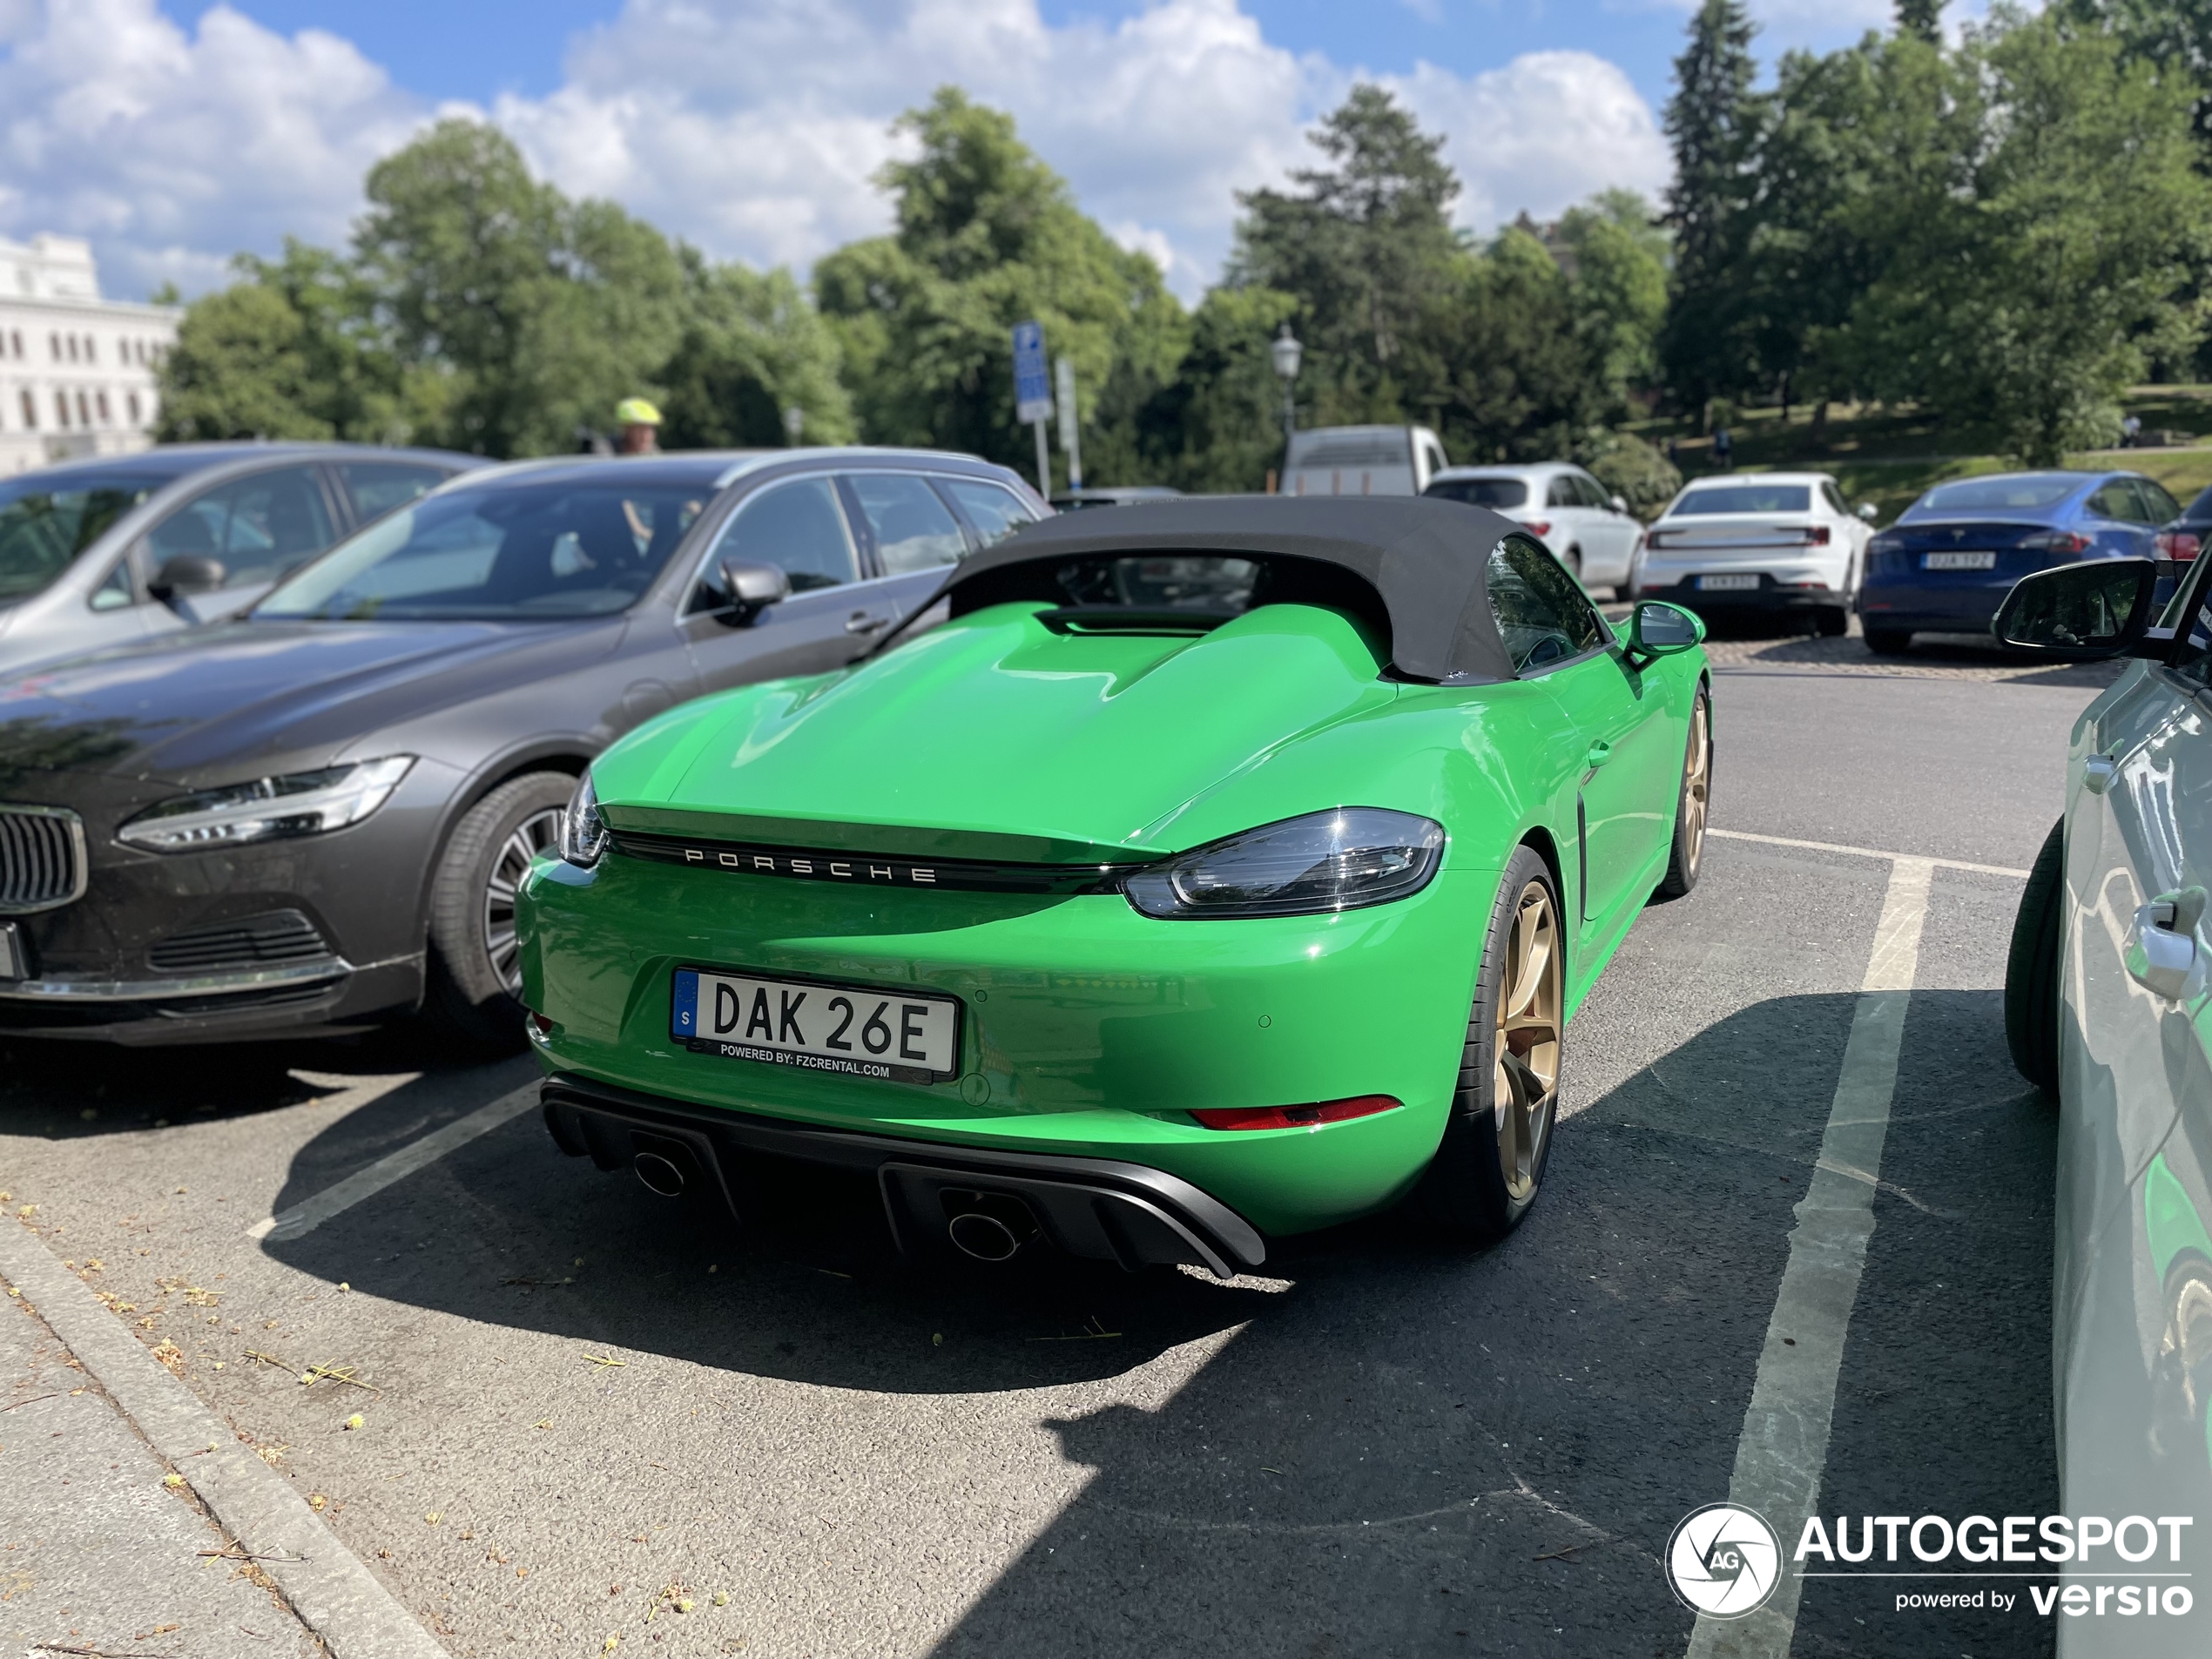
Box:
(0, 234), (182, 475)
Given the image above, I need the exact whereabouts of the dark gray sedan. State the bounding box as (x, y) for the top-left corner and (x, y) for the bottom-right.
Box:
(0, 448), (1045, 1045)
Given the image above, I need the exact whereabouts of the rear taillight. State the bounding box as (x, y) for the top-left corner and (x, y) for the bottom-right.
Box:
(1801, 525), (1831, 545)
(2021, 530), (2094, 555)
(1522, 520), (1552, 539)
(1190, 1096), (1401, 1131)
(2157, 529), (2202, 563)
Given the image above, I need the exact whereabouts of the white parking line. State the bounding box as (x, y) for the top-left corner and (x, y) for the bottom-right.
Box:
(245, 1082), (541, 1244)
(1710, 826), (2027, 880)
(1686, 855), (1936, 1659)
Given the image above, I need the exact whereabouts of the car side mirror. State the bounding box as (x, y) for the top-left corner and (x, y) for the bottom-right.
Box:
(1993, 558), (2159, 658)
(711, 557), (792, 624)
(148, 554), (226, 604)
(1626, 601), (1703, 665)
(1856, 503), (1878, 522)
(1609, 494), (1630, 515)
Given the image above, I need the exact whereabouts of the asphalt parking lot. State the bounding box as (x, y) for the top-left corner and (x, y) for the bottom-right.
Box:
(2, 628), (2122, 1659)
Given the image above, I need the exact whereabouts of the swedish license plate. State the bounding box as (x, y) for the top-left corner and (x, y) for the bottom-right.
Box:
(1922, 550), (1995, 570)
(672, 968), (960, 1083)
(1696, 573), (1760, 592)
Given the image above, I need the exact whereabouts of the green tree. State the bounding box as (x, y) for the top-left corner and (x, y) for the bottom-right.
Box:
(814, 88), (1185, 481)
(1555, 192), (1669, 404)
(658, 252), (854, 449)
(1429, 228), (1610, 462)
(354, 118), (687, 456)
(1228, 85), (1465, 424)
(1848, 16), (2207, 462)
(158, 241), (427, 442)
(1895, 0), (1944, 42)
(1659, 0), (1765, 419)
(1104, 284), (1301, 492)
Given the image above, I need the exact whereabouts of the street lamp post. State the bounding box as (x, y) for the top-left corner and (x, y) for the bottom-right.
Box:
(782, 406), (804, 446)
(1271, 324), (1302, 455)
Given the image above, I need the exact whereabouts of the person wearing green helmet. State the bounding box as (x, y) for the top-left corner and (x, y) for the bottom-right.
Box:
(615, 396), (662, 456)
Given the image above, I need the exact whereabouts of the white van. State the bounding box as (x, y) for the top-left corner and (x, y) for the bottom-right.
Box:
(1283, 426), (1447, 498)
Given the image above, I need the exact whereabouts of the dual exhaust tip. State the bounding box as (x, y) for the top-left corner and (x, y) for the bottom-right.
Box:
(631, 1144), (1038, 1264)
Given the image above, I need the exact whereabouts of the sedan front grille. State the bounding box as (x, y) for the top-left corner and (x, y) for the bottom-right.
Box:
(0, 806), (88, 914)
(148, 909), (334, 975)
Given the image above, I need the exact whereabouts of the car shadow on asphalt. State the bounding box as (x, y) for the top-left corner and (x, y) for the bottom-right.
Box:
(226, 986), (2054, 1656)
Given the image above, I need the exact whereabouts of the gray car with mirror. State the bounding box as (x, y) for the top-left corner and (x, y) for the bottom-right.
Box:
(0, 447), (1045, 1047)
(0, 442), (481, 677)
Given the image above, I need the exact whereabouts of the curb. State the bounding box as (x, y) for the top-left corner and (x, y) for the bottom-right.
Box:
(0, 1217), (450, 1659)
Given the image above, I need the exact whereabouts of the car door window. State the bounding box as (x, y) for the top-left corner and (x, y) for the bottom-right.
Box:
(940, 479), (1039, 547)
(338, 462), (450, 524)
(2088, 481), (2141, 523)
(2134, 479), (2181, 524)
(1821, 481), (1848, 516)
(1575, 474), (1609, 509)
(152, 467), (337, 587)
(846, 473), (965, 576)
(1487, 536), (1604, 672)
(694, 477), (857, 610)
(1545, 475), (1579, 510)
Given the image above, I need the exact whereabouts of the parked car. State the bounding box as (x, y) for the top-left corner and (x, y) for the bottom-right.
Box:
(1630, 471), (1875, 636)
(519, 496), (1714, 1271)
(1999, 553), (2212, 1653)
(1282, 425), (1447, 497)
(0, 448), (1044, 1047)
(1049, 487), (1179, 511)
(1425, 462), (1641, 594)
(2155, 482), (2212, 591)
(0, 442), (480, 678)
(1858, 469), (2182, 656)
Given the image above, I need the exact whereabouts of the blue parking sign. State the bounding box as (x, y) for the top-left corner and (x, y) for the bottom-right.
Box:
(1012, 321), (1054, 423)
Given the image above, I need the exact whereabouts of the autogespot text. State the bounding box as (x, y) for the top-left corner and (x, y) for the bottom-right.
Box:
(1794, 1514), (2195, 1620)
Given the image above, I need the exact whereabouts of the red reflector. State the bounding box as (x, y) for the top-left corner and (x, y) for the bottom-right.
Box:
(529, 1011), (554, 1035)
(1523, 520), (1552, 539)
(1803, 525), (1831, 545)
(1190, 1096), (1402, 1131)
(2158, 529), (2202, 563)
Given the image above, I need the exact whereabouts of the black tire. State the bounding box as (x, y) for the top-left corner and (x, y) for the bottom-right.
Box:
(1815, 606), (1849, 637)
(423, 771), (574, 1051)
(1864, 628), (1912, 656)
(1653, 686), (1712, 900)
(2005, 815), (2066, 1096)
(1416, 846), (1563, 1243)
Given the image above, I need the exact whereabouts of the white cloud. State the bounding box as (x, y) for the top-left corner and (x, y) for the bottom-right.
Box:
(0, 0), (429, 296)
(1393, 50), (1673, 230)
(0, 0), (1673, 304)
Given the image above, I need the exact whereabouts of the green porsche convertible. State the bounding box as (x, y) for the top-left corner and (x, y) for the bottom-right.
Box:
(516, 497), (1710, 1275)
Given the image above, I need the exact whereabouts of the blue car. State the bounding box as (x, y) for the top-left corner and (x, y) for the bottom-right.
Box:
(1856, 469), (2182, 654)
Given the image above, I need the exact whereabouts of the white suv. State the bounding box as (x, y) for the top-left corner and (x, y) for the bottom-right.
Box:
(1423, 462), (1640, 595)
(1632, 470), (1875, 636)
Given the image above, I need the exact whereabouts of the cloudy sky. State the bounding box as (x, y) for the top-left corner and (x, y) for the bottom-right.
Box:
(0, 0), (1944, 304)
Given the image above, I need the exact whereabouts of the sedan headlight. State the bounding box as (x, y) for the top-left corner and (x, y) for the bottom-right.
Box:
(558, 770), (608, 869)
(1122, 808), (1445, 920)
(119, 756), (415, 853)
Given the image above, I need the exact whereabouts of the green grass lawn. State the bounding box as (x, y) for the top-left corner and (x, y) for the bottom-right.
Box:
(1628, 387), (2212, 523)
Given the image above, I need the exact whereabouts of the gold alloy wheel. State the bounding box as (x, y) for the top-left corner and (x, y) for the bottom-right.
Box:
(1681, 695), (1711, 880)
(1494, 880), (1563, 1202)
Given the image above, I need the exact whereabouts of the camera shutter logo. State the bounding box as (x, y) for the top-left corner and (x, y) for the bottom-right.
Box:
(1667, 1503), (1782, 1618)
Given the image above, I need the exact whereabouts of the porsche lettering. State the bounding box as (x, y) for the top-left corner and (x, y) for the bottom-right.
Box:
(681, 846), (939, 885)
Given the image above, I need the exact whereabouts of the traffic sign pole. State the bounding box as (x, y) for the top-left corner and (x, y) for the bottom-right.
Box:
(1055, 356), (1082, 492)
(1010, 320), (1055, 499)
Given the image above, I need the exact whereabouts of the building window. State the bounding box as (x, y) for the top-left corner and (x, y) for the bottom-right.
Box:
(96, 390), (111, 424)
(49, 333), (59, 362)
(84, 337), (96, 366)
(65, 335), (78, 362)
(54, 390), (69, 428)
(19, 390), (33, 429)
(127, 390), (141, 425)
(76, 390), (90, 427)
(9, 331), (20, 360)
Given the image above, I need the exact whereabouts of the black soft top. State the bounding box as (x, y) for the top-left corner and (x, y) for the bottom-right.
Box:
(944, 495), (1523, 684)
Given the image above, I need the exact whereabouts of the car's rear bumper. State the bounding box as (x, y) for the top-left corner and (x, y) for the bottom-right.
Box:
(1855, 582), (2006, 633)
(541, 1070), (1269, 1277)
(1636, 576), (1844, 611)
